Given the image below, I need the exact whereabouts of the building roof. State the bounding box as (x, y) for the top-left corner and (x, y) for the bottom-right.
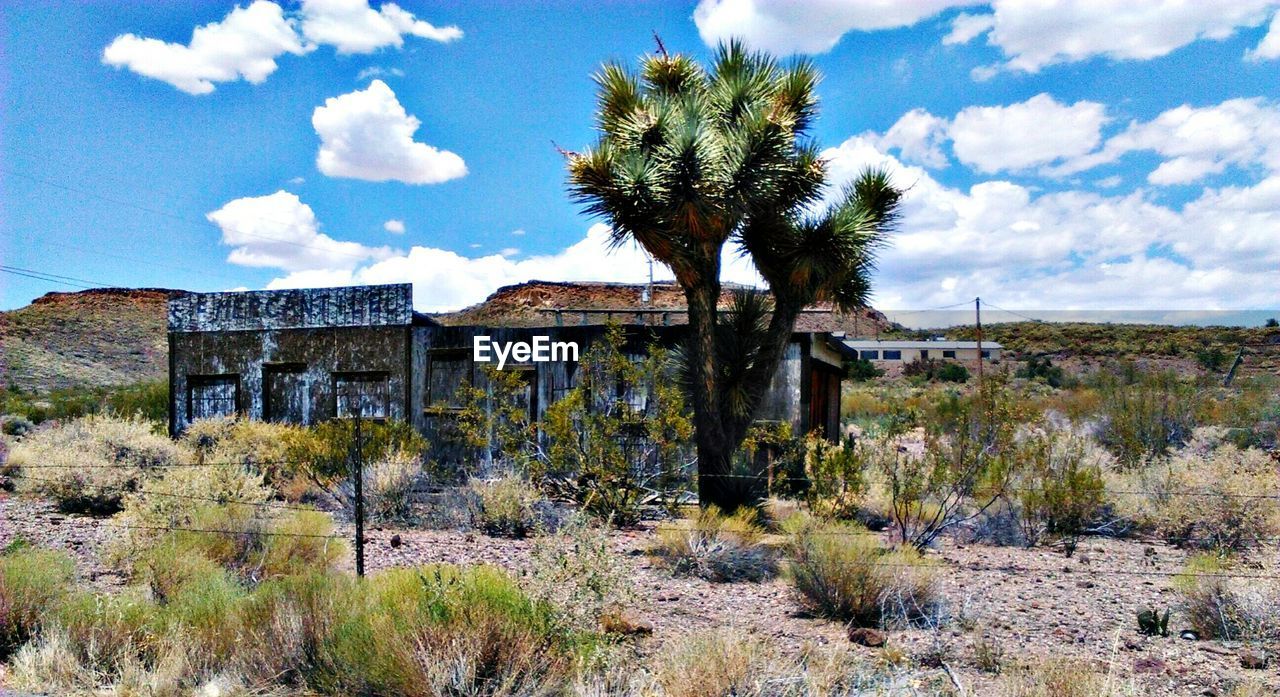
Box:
(433, 280), (893, 335)
(841, 339), (1004, 350)
(168, 284), (419, 332)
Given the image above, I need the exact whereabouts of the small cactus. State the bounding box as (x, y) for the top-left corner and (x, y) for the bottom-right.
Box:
(1137, 608), (1170, 637)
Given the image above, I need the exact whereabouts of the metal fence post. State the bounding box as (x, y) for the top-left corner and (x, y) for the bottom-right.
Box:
(353, 413), (365, 578)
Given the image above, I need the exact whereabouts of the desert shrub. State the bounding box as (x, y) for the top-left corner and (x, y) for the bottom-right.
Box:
(1017, 356), (1068, 388)
(133, 505), (344, 587)
(1096, 371), (1198, 466)
(2, 381), (169, 425)
(784, 515), (941, 627)
(308, 564), (587, 695)
(1175, 555), (1280, 641)
(542, 325), (694, 525)
(470, 473), (542, 537)
(618, 630), (911, 697)
(182, 416), (313, 496)
(805, 434), (869, 519)
(9, 414), (179, 513)
(285, 418), (427, 482)
(363, 448), (420, 523)
(1147, 444), (1279, 554)
(103, 379), (168, 422)
(844, 356), (884, 382)
(528, 513), (633, 632)
(650, 630), (772, 697)
(904, 358), (968, 384)
(1016, 431), (1108, 555)
(654, 506), (777, 582)
(738, 420), (807, 501)
(443, 364), (542, 480)
(1, 414), (34, 438)
(879, 384), (1020, 550)
(0, 547), (75, 659)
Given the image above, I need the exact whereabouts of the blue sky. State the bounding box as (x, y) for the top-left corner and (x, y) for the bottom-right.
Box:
(2, 1), (1278, 320)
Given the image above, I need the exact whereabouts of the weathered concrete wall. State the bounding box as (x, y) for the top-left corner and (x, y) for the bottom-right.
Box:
(170, 325), (412, 433)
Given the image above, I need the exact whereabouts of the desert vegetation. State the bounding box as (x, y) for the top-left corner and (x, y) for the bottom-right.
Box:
(3, 334), (1280, 694)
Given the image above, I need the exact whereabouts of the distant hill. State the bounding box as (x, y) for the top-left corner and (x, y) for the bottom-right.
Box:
(0, 288), (178, 393)
(435, 280), (895, 335)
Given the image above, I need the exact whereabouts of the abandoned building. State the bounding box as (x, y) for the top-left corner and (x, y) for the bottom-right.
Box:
(169, 282), (886, 462)
(841, 339), (1004, 364)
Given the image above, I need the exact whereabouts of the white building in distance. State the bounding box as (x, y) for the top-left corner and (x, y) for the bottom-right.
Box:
(841, 339), (1003, 363)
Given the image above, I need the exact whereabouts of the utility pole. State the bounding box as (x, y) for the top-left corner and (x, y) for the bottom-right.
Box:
(352, 413), (365, 578)
(975, 297), (983, 388)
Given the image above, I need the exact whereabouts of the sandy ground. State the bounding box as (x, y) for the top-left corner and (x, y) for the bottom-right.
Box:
(2, 492), (1277, 695)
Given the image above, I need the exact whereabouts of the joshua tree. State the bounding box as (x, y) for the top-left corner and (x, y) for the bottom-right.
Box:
(567, 40), (901, 510)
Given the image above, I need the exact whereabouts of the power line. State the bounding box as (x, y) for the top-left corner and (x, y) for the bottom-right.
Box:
(0, 265), (100, 290)
(979, 300), (1046, 324)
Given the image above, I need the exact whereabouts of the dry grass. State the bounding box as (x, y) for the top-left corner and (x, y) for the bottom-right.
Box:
(471, 473), (542, 537)
(1175, 555), (1280, 641)
(783, 514), (942, 628)
(653, 506), (778, 582)
(7, 414), (178, 513)
(993, 658), (1139, 697)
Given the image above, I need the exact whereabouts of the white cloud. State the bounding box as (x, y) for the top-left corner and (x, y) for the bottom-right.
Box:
(510, 228), (526, 236)
(948, 94), (1108, 173)
(103, 0), (458, 93)
(692, 1), (1280, 75)
(1247, 12), (1280, 60)
(821, 136), (1279, 311)
(207, 190), (393, 271)
(312, 80), (466, 184)
(870, 108), (950, 168)
(1054, 98), (1280, 184)
(260, 224), (766, 312)
(500, 247), (520, 257)
(383, 219), (405, 234)
(943, 12), (994, 45)
(102, 1), (308, 95)
(868, 94), (1107, 174)
(978, 0), (1280, 74)
(299, 0), (461, 54)
(692, 0), (976, 55)
(355, 65), (405, 81)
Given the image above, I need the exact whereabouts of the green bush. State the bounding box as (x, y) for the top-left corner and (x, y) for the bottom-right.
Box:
(131, 505), (344, 587)
(542, 325), (693, 525)
(0, 547), (75, 659)
(285, 418), (427, 484)
(844, 356), (884, 382)
(805, 434), (869, 520)
(1017, 356), (1067, 388)
(1096, 371), (1198, 466)
(8, 414), (179, 513)
(1016, 431), (1108, 555)
(654, 506), (777, 582)
(784, 515), (941, 627)
(903, 358), (969, 384)
(2, 381), (168, 425)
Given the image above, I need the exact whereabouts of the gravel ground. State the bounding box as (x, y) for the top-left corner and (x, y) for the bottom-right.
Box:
(3, 491), (1277, 695)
